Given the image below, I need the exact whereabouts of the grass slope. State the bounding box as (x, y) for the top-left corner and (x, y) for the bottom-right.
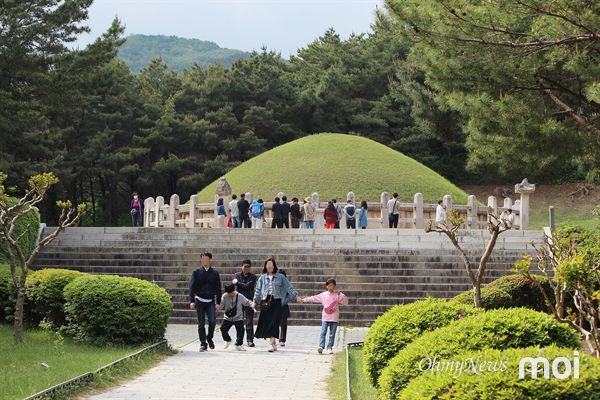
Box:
(198, 133), (468, 204)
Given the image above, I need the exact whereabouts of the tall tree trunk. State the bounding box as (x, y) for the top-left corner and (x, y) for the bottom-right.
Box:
(13, 285), (25, 343)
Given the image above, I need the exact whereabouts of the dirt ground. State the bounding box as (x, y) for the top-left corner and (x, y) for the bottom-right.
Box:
(460, 182), (600, 229)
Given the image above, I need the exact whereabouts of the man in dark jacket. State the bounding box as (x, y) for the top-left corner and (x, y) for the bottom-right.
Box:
(271, 197), (282, 228)
(232, 259), (257, 347)
(189, 252), (222, 351)
(236, 193), (251, 228)
(279, 196), (291, 228)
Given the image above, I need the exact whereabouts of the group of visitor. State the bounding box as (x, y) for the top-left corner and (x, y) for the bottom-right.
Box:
(223, 194), (369, 230)
(189, 252), (348, 354)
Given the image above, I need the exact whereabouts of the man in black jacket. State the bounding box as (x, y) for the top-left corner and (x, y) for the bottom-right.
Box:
(189, 252), (222, 351)
(236, 193), (251, 228)
(271, 197), (282, 228)
(232, 259), (257, 347)
(279, 196), (291, 228)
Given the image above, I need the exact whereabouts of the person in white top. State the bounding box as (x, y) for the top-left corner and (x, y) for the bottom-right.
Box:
(387, 192), (401, 228)
(500, 209), (514, 229)
(229, 194), (239, 228)
(435, 200), (447, 227)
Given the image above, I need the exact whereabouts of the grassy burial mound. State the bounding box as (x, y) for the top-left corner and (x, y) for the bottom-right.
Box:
(198, 133), (468, 203)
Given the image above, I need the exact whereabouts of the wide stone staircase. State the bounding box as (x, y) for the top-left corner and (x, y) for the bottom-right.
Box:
(32, 227), (544, 326)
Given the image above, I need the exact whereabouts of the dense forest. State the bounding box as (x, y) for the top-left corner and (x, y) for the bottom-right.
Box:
(1, 0), (598, 226)
(118, 34), (250, 73)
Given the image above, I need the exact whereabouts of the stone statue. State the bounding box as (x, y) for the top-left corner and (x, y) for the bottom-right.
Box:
(215, 178), (232, 196)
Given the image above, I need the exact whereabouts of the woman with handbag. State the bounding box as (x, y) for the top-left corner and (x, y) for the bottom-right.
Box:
(253, 258), (300, 352)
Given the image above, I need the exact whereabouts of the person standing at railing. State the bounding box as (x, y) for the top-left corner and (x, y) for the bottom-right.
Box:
(387, 192), (401, 228)
(251, 199), (265, 229)
(216, 198), (227, 228)
(130, 192), (144, 227)
(303, 197), (315, 229)
(343, 199), (356, 229)
(280, 196), (291, 229)
(290, 198), (303, 228)
(323, 201), (338, 229)
(333, 199), (343, 229)
(271, 197), (283, 228)
(229, 194), (240, 228)
(358, 200), (368, 229)
(237, 193), (251, 228)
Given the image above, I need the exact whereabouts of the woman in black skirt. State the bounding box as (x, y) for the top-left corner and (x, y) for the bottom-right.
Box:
(253, 258), (299, 352)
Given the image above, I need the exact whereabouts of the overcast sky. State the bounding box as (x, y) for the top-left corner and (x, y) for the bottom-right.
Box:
(74, 0), (384, 57)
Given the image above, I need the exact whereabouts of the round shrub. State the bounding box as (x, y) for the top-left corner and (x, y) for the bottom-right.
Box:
(64, 275), (173, 345)
(400, 345), (600, 400)
(363, 298), (482, 386)
(451, 286), (512, 310)
(377, 308), (581, 400)
(26, 268), (85, 328)
(486, 274), (553, 312)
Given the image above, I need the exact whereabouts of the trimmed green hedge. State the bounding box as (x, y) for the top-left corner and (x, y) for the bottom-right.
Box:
(363, 298), (482, 386)
(0, 198), (40, 263)
(64, 275), (173, 345)
(26, 268), (85, 328)
(400, 345), (600, 400)
(451, 286), (512, 310)
(378, 308), (581, 400)
(486, 274), (553, 312)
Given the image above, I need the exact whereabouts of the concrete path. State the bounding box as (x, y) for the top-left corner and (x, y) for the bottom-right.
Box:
(86, 325), (368, 400)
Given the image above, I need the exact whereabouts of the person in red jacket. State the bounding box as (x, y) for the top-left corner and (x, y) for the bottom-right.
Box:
(323, 201), (338, 229)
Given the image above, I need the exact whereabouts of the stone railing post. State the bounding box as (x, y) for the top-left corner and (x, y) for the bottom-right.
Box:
(487, 196), (498, 216)
(143, 197), (154, 227)
(154, 196), (164, 227)
(443, 195), (454, 227)
(189, 195), (198, 228)
(166, 194), (179, 228)
(414, 193), (424, 229)
(467, 195), (478, 229)
(503, 197), (513, 210)
(312, 192), (321, 229)
(515, 178), (535, 230)
(381, 192), (389, 229)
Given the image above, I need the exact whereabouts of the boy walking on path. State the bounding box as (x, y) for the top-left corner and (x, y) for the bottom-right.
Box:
(220, 283), (255, 351)
(189, 252), (222, 352)
(233, 259), (257, 347)
(301, 278), (348, 355)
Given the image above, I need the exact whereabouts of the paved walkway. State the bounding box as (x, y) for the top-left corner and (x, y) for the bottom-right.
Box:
(86, 324), (368, 400)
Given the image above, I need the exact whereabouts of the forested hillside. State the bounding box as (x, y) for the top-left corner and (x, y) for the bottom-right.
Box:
(118, 34), (250, 72)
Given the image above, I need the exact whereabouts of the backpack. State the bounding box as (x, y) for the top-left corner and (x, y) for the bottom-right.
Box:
(251, 202), (263, 217)
(346, 205), (355, 219)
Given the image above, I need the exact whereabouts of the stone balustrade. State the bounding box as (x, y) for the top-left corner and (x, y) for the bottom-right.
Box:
(143, 179), (534, 230)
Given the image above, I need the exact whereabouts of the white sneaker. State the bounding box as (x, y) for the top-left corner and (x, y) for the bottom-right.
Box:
(235, 345), (246, 351)
(317, 347), (323, 354)
(268, 344), (277, 352)
(224, 341), (231, 349)
(326, 349), (334, 355)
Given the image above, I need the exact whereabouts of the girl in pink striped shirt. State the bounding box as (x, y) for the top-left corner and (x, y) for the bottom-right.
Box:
(301, 278), (348, 354)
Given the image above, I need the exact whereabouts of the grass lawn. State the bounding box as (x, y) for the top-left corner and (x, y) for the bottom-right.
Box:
(0, 324), (161, 400)
(198, 133), (469, 204)
(329, 346), (378, 400)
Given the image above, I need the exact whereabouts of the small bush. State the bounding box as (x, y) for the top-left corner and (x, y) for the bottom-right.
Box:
(25, 268), (85, 328)
(451, 286), (512, 310)
(64, 275), (173, 345)
(486, 274), (553, 312)
(377, 308), (581, 400)
(400, 345), (600, 400)
(0, 197), (40, 263)
(362, 298), (482, 386)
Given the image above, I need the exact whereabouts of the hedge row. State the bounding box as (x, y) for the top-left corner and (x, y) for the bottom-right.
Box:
(0, 267), (172, 345)
(362, 298), (482, 386)
(399, 345), (600, 400)
(377, 308), (581, 400)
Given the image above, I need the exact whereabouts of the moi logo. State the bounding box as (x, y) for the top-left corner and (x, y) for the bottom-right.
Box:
(518, 351), (580, 379)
